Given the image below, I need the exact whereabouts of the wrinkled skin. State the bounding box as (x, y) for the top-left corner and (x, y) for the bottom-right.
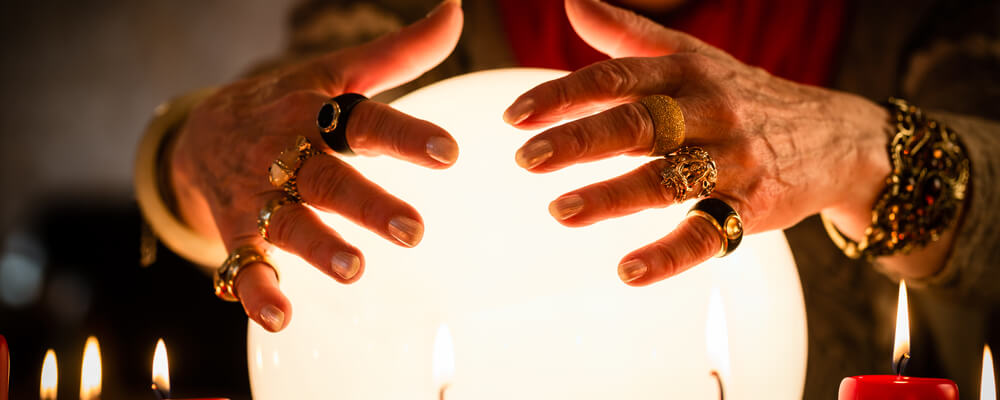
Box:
(506, 0), (955, 285)
(170, 1), (463, 332)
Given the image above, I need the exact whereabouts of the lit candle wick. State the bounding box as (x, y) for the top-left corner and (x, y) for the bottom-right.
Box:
(710, 370), (725, 400)
(893, 352), (911, 377)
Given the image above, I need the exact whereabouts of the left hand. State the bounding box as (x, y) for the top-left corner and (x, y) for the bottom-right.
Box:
(505, 0), (894, 285)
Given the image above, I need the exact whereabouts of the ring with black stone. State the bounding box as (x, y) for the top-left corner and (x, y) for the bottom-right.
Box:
(687, 198), (743, 257)
(317, 93), (367, 155)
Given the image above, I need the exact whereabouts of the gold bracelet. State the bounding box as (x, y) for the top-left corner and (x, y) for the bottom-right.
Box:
(134, 88), (226, 268)
(824, 98), (970, 259)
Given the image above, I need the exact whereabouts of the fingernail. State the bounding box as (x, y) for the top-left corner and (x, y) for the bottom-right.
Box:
(426, 136), (459, 164)
(515, 139), (553, 169)
(618, 259), (648, 283)
(260, 304), (285, 332)
(549, 194), (584, 220)
(388, 216), (424, 247)
(331, 252), (361, 280)
(503, 98), (535, 125)
(427, 0), (460, 17)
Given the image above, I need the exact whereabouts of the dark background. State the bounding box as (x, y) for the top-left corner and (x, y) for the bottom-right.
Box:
(0, 2), (295, 398)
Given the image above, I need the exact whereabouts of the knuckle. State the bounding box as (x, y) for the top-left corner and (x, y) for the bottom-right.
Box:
(308, 161), (350, 205)
(356, 195), (383, 228)
(685, 217), (722, 257)
(650, 241), (681, 278)
(641, 161), (674, 205)
(367, 106), (407, 155)
(589, 61), (637, 96)
(560, 123), (593, 157)
(591, 181), (624, 215)
(674, 53), (715, 77)
(619, 104), (653, 144)
(269, 205), (307, 245)
(303, 237), (328, 266)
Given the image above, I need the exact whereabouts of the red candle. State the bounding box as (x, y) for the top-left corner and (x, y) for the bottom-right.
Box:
(152, 338), (230, 400)
(838, 281), (959, 400)
(839, 375), (958, 399)
(1, 334), (9, 400)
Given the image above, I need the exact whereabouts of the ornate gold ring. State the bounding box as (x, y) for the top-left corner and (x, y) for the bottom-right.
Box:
(660, 146), (717, 202)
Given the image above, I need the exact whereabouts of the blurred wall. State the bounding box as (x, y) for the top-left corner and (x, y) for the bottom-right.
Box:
(0, 0), (296, 235)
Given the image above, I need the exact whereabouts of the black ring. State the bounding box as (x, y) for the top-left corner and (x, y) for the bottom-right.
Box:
(317, 93), (367, 155)
(687, 198), (743, 257)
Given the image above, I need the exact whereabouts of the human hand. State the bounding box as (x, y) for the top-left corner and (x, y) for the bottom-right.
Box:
(169, 0), (463, 331)
(505, 0), (894, 286)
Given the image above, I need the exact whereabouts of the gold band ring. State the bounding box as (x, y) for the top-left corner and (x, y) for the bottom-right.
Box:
(268, 135), (317, 202)
(687, 198), (743, 257)
(213, 245), (278, 302)
(660, 146), (718, 202)
(258, 196), (297, 243)
(639, 95), (685, 156)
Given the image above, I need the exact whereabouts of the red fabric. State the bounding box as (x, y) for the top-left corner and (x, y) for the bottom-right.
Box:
(497, 0), (846, 87)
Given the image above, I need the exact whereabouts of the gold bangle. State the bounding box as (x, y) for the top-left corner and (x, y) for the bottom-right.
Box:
(134, 87), (226, 268)
(823, 98), (970, 259)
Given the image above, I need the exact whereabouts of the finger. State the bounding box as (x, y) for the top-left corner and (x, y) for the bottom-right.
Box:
(261, 91), (459, 168)
(547, 158), (674, 225)
(298, 154), (425, 247)
(265, 197), (364, 283)
(617, 196), (749, 286)
(347, 100), (459, 167)
(234, 261), (292, 332)
(514, 102), (656, 172)
(289, 0), (463, 96)
(565, 0), (725, 59)
(502, 57), (684, 130)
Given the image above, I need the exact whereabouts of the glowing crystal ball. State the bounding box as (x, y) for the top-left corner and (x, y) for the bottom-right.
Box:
(248, 68), (807, 399)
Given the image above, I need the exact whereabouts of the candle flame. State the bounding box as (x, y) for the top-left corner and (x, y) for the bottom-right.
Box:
(706, 288), (731, 381)
(892, 281), (910, 371)
(432, 324), (455, 389)
(80, 336), (102, 400)
(983, 345), (995, 400)
(152, 338), (171, 394)
(40, 349), (57, 400)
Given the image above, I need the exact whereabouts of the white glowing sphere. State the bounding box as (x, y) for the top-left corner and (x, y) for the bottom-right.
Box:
(248, 68), (807, 399)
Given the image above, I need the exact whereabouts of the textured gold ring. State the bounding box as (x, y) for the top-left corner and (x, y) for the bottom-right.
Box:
(268, 136), (317, 202)
(687, 198), (743, 257)
(257, 196), (297, 243)
(639, 95), (685, 156)
(213, 245), (278, 302)
(660, 146), (717, 202)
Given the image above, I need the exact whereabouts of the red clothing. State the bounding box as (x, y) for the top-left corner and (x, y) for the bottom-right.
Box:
(497, 0), (846, 87)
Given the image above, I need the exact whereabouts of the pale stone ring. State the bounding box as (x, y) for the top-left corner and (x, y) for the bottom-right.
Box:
(267, 135), (316, 202)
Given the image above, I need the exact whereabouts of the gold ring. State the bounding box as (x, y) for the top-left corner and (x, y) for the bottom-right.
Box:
(639, 95), (685, 156)
(268, 136), (316, 202)
(687, 198), (743, 257)
(213, 245), (278, 302)
(258, 196), (297, 242)
(660, 146), (717, 202)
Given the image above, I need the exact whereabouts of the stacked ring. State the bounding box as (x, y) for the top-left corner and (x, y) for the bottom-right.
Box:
(687, 198), (743, 257)
(639, 95), (686, 156)
(660, 146), (718, 202)
(267, 135), (316, 202)
(214, 245), (278, 302)
(257, 196), (295, 243)
(318, 93), (368, 155)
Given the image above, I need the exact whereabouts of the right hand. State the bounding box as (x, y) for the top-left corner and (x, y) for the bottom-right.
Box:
(168, 0), (463, 332)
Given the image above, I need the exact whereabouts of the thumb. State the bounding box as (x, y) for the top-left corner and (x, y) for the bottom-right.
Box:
(565, 0), (706, 58)
(337, 0), (463, 95)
